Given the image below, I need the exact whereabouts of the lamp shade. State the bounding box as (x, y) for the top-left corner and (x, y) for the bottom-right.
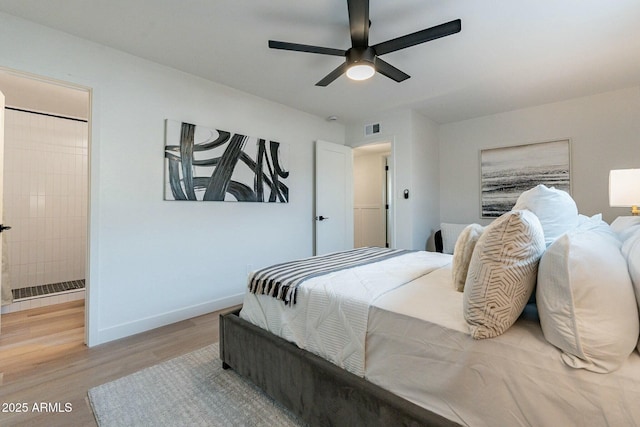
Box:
(609, 169), (640, 207)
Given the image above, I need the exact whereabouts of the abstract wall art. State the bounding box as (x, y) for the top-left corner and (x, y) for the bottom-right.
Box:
(480, 139), (570, 217)
(164, 120), (289, 202)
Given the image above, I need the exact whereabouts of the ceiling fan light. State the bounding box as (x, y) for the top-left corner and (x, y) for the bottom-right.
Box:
(346, 64), (375, 81)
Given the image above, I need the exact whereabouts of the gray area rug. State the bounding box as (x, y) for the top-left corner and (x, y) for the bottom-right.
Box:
(88, 343), (305, 426)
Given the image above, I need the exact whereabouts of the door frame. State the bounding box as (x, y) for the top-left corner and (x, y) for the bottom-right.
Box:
(0, 66), (93, 345)
(351, 138), (395, 249)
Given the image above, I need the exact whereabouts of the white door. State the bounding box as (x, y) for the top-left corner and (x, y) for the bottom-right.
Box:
(0, 91), (5, 326)
(315, 140), (354, 255)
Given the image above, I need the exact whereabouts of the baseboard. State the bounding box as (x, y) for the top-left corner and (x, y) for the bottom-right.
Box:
(92, 293), (244, 346)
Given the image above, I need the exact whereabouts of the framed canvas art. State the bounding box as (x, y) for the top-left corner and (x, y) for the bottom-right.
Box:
(480, 139), (570, 217)
(164, 120), (289, 202)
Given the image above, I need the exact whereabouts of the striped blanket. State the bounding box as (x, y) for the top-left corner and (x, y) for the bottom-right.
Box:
(249, 247), (411, 305)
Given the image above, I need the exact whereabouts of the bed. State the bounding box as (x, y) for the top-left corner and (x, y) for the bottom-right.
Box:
(220, 187), (640, 426)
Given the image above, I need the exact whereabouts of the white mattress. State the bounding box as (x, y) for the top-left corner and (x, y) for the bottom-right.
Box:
(367, 266), (640, 427)
(240, 250), (452, 376)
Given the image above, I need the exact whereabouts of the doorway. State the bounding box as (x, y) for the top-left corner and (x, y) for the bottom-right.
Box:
(353, 142), (392, 248)
(0, 70), (90, 339)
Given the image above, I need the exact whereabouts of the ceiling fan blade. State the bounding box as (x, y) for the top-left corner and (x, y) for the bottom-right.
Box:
(372, 19), (461, 56)
(347, 0), (369, 48)
(268, 40), (346, 57)
(375, 58), (410, 82)
(316, 62), (350, 86)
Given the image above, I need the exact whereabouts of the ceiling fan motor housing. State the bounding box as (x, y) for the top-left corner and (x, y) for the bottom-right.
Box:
(347, 46), (376, 67)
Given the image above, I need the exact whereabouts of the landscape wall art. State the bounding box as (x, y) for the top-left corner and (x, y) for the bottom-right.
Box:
(164, 120), (289, 202)
(480, 139), (570, 217)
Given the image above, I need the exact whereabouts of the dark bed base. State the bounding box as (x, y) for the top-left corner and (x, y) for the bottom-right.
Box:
(219, 308), (460, 427)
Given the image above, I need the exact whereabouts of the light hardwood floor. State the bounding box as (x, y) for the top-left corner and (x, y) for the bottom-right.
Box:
(0, 300), (234, 426)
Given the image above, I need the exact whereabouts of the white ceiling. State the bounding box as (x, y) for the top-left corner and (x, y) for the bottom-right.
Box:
(1, 0), (639, 124)
(0, 71), (89, 119)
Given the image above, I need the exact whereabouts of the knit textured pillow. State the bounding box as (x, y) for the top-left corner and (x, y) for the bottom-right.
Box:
(463, 210), (545, 339)
(452, 223), (484, 292)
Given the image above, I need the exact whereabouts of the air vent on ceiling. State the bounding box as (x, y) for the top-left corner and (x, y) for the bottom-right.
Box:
(365, 123), (380, 136)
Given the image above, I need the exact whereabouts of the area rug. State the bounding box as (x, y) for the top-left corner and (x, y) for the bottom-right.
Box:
(88, 343), (304, 426)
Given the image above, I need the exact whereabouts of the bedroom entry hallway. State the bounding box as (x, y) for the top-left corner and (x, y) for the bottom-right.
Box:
(353, 142), (392, 248)
(0, 70), (90, 342)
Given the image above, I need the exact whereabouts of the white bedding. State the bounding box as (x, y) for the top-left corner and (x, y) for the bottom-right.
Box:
(367, 266), (640, 427)
(240, 251), (640, 426)
(240, 250), (452, 376)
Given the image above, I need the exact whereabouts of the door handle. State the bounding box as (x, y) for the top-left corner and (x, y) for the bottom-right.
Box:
(316, 216), (329, 221)
(0, 224), (11, 233)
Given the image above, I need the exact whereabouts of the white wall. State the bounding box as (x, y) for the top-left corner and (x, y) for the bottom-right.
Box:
(346, 109), (440, 250)
(0, 12), (345, 345)
(410, 111), (440, 251)
(439, 86), (640, 225)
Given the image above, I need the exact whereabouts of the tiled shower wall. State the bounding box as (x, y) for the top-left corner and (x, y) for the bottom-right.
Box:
(3, 109), (87, 290)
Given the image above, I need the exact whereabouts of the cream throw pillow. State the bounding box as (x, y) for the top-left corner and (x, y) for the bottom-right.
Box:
(537, 224), (638, 373)
(452, 224), (484, 292)
(463, 210), (545, 339)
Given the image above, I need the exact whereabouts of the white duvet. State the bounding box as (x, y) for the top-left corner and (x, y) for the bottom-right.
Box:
(240, 250), (452, 376)
(367, 266), (640, 427)
(241, 254), (640, 426)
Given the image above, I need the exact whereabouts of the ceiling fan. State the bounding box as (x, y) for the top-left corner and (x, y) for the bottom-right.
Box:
(268, 0), (461, 86)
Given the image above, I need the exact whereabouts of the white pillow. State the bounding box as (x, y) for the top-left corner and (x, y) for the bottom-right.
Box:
(621, 228), (640, 353)
(513, 184), (578, 246)
(610, 216), (640, 242)
(440, 222), (469, 254)
(463, 210), (545, 339)
(452, 224), (484, 292)
(537, 224), (638, 373)
(577, 213), (602, 227)
(623, 229), (640, 289)
(575, 213), (619, 239)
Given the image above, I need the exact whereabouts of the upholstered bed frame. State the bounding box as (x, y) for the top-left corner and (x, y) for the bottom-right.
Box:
(434, 230), (443, 253)
(219, 308), (459, 427)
